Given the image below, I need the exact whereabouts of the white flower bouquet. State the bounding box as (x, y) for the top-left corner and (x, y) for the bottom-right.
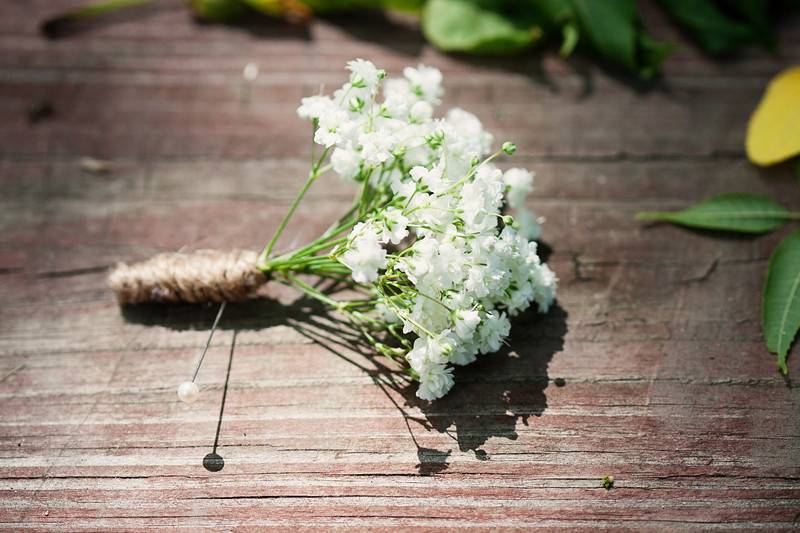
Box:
(111, 59), (557, 401)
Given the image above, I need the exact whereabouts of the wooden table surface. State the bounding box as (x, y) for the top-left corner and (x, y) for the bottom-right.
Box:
(1, 1), (799, 530)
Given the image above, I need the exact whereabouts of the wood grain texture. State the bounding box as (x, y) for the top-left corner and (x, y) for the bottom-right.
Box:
(1, 0), (799, 530)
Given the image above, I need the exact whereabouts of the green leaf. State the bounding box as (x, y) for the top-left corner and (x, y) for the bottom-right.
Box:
(657, 0), (756, 55)
(41, 0), (154, 38)
(635, 193), (797, 233)
(560, 22), (579, 57)
(300, 0), (423, 12)
(534, 0), (574, 23)
(725, 0), (776, 51)
(636, 32), (675, 80)
(240, 0), (289, 16)
(189, 0), (250, 21)
(61, 0), (152, 18)
(532, 0), (575, 34)
(422, 0), (542, 54)
(569, 0), (671, 78)
(570, 0), (638, 71)
(382, 0), (426, 11)
(763, 229), (800, 373)
(796, 159), (800, 186)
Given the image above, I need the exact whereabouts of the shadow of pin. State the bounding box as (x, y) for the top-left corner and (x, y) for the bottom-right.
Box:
(203, 452), (225, 472)
(201, 329), (237, 473)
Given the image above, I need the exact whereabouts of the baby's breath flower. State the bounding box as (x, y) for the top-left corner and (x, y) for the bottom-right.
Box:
(445, 108), (494, 159)
(380, 207), (409, 244)
(347, 58), (382, 92)
(516, 208), (542, 240)
(409, 100), (433, 123)
(359, 130), (396, 166)
(416, 362), (455, 401)
(503, 168), (534, 210)
(284, 59), (556, 401)
(478, 311), (511, 354)
(403, 64), (444, 104)
(331, 146), (361, 182)
(339, 222), (386, 284)
(315, 108), (349, 147)
(454, 309), (480, 340)
(297, 95), (333, 120)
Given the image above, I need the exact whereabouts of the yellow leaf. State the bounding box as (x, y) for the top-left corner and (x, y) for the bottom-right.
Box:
(746, 67), (800, 166)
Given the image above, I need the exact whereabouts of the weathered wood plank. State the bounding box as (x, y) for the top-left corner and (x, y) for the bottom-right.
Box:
(1, 0), (799, 529)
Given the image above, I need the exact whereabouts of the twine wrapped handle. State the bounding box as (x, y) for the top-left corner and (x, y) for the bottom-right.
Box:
(108, 250), (267, 304)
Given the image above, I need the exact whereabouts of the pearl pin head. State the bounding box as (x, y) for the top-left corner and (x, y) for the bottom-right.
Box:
(178, 381), (200, 403)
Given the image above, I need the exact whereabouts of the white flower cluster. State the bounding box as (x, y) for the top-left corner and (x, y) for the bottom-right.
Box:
(297, 59), (557, 401)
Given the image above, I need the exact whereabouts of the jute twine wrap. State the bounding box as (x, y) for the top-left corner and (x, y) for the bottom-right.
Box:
(108, 250), (267, 304)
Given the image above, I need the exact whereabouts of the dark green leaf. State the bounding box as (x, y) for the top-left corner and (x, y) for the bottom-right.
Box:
(41, 0), (154, 38)
(534, 0), (575, 25)
(657, 0), (755, 55)
(796, 158), (800, 185)
(569, 0), (671, 78)
(560, 22), (579, 57)
(636, 32), (675, 79)
(520, 0), (578, 56)
(301, 0), (423, 12)
(763, 229), (800, 373)
(636, 193), (793, 233)
(570, 0), (637, 71)
(422, 0), (542, 54)
(725, 0), (776, 50)
(382, 0), (426, 11)
(190, 0), (250, 21)
(64, 0), (152, 18)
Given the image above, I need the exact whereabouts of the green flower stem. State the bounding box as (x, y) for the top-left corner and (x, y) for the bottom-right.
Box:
(437, 148), (505, 198)
(294, 235), (349, 258)
(408, 286), (453, 313)
(266, 233), (342, 266)
(261, 204), (355, 277)
(291, 254), (342, 266)
(381, 296), (437, 340)
(285, 274), (379, 323)
(265, 237), (349, 271)
(357, 168), (382, 217)
(285, 274), (340, 308)
(267, 259), (350, 278)
(339, 299), (379, 310)
(305, 265), (352, 276)
(259, 150), (330, 267)
(358, 181), (372, 217)
(321, 205), (358, 238)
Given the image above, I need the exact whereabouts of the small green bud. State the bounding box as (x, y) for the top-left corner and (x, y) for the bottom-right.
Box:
(502, 141), (517, 155)
(350, 75), (367, 89)
(425, 130), (444, 150)
(349, 96), (365, 112)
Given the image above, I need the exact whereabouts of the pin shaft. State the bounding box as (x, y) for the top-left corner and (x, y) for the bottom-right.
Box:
(191, 301), (227, 382)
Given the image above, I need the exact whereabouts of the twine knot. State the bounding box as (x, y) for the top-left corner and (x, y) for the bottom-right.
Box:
(108, 249), (267, 304)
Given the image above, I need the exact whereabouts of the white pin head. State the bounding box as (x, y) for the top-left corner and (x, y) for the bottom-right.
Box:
(243, 63), (259, 82)
(178, 381), (200, 403)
